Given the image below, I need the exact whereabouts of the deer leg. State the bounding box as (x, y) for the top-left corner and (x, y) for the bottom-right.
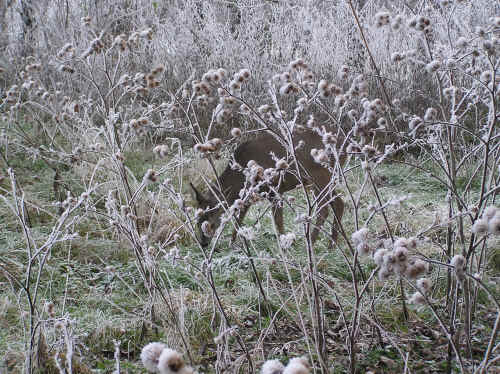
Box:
(330, 195), (344, 242)
(272, 205), (285, 235)
(231, 205), (250, 244)
(310, 205), (329, 244)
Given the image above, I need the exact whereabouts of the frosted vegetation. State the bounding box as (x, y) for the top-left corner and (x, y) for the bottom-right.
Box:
(0, 0), (499, 373)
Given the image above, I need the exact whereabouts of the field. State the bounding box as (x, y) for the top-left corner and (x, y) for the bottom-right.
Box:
(0, 1), (499, 373)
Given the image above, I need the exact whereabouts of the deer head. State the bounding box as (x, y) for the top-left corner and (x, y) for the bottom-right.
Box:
(190, 182), (225, 248)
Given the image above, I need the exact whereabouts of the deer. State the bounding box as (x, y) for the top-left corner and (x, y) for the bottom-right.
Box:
(190, 128), (346, 248)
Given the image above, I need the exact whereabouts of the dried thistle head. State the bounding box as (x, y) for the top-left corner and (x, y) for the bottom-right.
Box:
(141, 342), (167, 372)
(472, 218), (489, 235)
(488, 215), (500, 236)
(416, 278), (432, 294)
(409, 291), (426, 305)
(261, 359), (285, 374)
(283, 357), (310, 374)
(157, 348), (185, 374)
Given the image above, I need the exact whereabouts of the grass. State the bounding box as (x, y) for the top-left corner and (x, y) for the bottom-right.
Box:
(0, 138), (498, 374)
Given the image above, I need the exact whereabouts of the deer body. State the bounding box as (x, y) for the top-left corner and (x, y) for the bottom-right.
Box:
(191, 129), (344, 247)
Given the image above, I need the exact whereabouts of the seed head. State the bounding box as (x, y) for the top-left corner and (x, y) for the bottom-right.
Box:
(375, 11), (391, 27)
(373, 248), (388, 266)
(153, 145), (169, 159)
(334, 95), (346, 107)
(488, 215), (500, 235)
(480, 71), (492, 83)
(261, 359), (285, 374)
(45, 302), (56, 318)
(362, 145), (377, 157)
(484, 206), (498, 221)
(217, 68), (227, 78)
(231, 127), (242, 137)
(450, 254), (466, 269)
(356, 242), (372, 256)
(318, 79), (328, 92)
(378, 266), (393, 281)
(424, 107), (437, 122)
(275, 159), (288, 170)
(143, 169), (157, 184)
(472, 218), (488, 235)
(283, 357), (310, 374)
(157, 348), (185, 374)
(391, 15), (403, 30)
(394, 246), (408, 263)
(141, 342), (167, 372)
(416, 278), (432, 294)
(391, 52), (405, 63)
(239, 69), (251, 80)
(409, 291), (426, 305)
(322, 132), (337, 145)
(426, 60), (441, 73)
(405, 259), (427, 279)
(280, 83), (298, 95)
(456, 37), (468, 49)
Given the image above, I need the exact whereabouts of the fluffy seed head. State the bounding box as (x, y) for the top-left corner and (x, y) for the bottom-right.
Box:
(351, 228), (369, 245)
(407, 237), (418, 250)
(45, 302), (55, 317)
(405, 259), (427, 279)
(373, 248), (389, 266)
(391, 52), (405, 63)
(143, 169), (157, 184)
(391, 15), (403, 30)
(375, 11), (390, 27)
(141, 342), (167, 372)
(356, 242), (372, 256)
(280, 83), (297, 95)
(488, 215), (500, 235)
(393, 239), (409, 250)
(383, 253), (396, 266)
(378, 266), (393, 281)
(322, 132), (337, 145)
(472, 218), (489, 235)
(424, 107), (437, 122)
(231, 127), (242, 137)
(275, 159), (288, 170)
(229, 80), (241, 91)
(409, 291), (426, 305)
(239, 69), (251, 80)
(484, 206), (498, 221)
(283, 357), (310, 374)
(362, 145), (377, 157)
(261, 359), (285, 374)
(457, 37), (468, 49)
(318, 79), (329, 92)
(394, 246), (408, 263)
(480, 71), (492, 83)
(450, 255), (466, 269)
(417, 278), (432, 294)
(153, 145), (169, 158)
(426, 60), (441, 73)
(157, 348), (185, 374)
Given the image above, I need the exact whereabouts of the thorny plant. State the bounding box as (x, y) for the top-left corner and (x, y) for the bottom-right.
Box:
(0, 1), (499, 374)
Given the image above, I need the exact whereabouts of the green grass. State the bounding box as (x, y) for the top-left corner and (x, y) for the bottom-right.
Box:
(0, 137), (498, 373)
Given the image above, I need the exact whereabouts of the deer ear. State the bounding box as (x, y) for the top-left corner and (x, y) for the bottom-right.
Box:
(190, 182), (206, 206)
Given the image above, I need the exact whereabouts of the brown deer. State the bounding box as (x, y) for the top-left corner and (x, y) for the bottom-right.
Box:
(190, 128), (345, 247)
